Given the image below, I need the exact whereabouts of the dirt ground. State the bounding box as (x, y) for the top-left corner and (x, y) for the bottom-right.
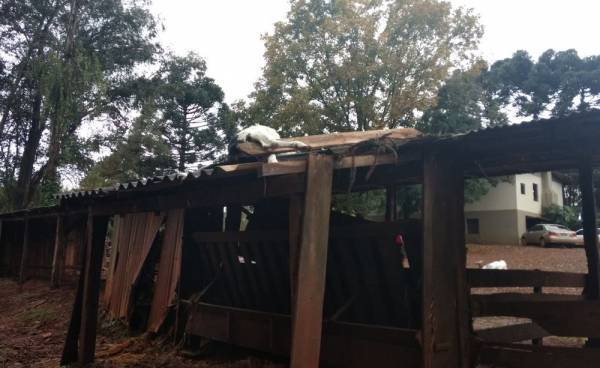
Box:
(0, 244), (589, 367)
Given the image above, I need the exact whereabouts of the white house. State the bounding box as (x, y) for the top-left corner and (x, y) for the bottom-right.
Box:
(464, 172), (565, 245)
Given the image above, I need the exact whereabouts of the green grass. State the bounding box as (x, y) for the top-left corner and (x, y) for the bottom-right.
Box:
(19, 305), (57, 324)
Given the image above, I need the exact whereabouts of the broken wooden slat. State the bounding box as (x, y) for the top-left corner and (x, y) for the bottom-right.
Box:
(476, 323), (550, 344)
(148, 209), (184, 333)
(238, 128), (422, 156)
(290, 153), (334, 368)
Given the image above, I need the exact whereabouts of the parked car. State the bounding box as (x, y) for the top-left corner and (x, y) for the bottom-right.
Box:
(574, 228), (600, 247)
(521, 224), (577, 247)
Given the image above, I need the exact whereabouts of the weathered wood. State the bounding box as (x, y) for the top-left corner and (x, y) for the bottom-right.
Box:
(60, 252), (86, 365)
(50, 215), (65, 288)
(480, 344), (600, 368)
(476, 323), (550, 344)
(422, 148), (470, 368)
(468, 269), (586, 288)
(474, 299), (600, 337)
(290, 153), (334, 368)
(78, 214), (109, 366)
(185, 302), (421, 368)
(238, 127), (421, 156)
(580, 157), (600, 299)
(18, 218), (30, 284)
(259, 154), (402, 177)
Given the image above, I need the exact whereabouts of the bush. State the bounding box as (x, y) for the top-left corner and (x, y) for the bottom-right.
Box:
(543, 204), (581, 230)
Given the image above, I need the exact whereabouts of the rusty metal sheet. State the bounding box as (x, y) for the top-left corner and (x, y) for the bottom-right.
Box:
(105, 212), (164, 319)
(148, 208), (184, 332)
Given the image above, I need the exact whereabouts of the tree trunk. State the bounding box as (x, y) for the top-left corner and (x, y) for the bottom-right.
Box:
(15, 91), (45, 208)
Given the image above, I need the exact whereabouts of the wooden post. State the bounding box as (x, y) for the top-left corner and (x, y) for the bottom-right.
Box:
(18, 218), (30, 284)
(580, 157), (600, 299)
(422, 149), (470, 368)
(225, 205), (242, 232)
(385, 184), (397, 222)
(290, 153), (334, 368)
(78, 213), (109, 366)
(50, 215), (65, 288)
(532, 285), (543, 346)
(579, 157), (600, 347)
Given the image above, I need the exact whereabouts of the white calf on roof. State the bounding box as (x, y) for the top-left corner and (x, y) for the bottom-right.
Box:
(236, 124), (309, 163)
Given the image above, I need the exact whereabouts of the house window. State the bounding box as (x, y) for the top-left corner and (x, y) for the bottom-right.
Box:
(466, 218), (480, 235)
(520, 183), (526, 195)
(533, 183), (539, 202)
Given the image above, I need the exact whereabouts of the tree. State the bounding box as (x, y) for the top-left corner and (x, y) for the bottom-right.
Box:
(246, 0), (482, 135)
(0, 0), (159, 209)
(156, 53), (225, 171)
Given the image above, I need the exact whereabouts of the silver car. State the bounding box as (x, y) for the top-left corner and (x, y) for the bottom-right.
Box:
(574, 228), (600, 247)
(521, 224), (577, 247)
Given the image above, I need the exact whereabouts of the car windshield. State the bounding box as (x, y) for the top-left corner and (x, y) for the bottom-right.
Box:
(546, 225), (570, 231)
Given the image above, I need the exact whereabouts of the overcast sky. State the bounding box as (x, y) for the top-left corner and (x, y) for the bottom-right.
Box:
(151, 0), (600, 104)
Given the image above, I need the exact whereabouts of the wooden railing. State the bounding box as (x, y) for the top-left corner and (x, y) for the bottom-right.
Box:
(468, 269), (600, 367)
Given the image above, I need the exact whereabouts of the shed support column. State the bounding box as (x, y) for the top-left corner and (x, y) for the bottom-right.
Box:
(579, 157), (600, 347)
(18, 218), (30, 284)
(50, 215), (65, 288)
(290, 153), (334, 368)
(78, 213), (109, 366)
(580, 157), (600, 299)
(422, 149), (471, 368)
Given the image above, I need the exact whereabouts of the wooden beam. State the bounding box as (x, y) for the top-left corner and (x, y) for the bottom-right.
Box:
(580, 157), (600, 299)
(473, 299), (600, 337)
(476, 323), (550, 344)
(50, 215), (65, 288)
(18, 218), (30, 284)
(290, 153), (334, 368)
(422, 148), (470, 368)
(238, 128), (421, 156)
(467, 269), (586, 288)
(480, 344), (600, 368)
(78, 213), (109, 366)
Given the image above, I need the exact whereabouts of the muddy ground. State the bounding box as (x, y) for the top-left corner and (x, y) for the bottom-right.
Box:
(0, 244), (588, 367)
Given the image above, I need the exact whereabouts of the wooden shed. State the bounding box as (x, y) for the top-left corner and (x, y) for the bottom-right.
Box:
(2, 111), (600, 367)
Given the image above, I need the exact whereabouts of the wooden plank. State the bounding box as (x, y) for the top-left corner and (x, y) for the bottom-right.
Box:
(474, 299), (600, 337)
(290, 153), (334, 368)
(185, 302), (421, 368)
(422, 148), (470, 368)
(18, 218), (30, 284)
(580, 157), (600, 299)
(60, 245), (86, 365)
(480, 344), (600, 368)
(78, 214), (109, 366)
(476, 323), (550, 344)
(471, 292), (583, 311)
(238, 127), (421, 156)
(260, 153), (403, 177)
(468, 269), (586, 288)
(50, 215), (65, 288)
